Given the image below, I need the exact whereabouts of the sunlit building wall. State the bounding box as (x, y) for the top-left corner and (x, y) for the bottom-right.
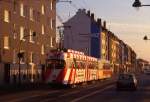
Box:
(0, 0), (56, 85)
(101, 30), (108, 60)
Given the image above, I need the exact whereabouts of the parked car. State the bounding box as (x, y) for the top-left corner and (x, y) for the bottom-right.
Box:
(143, 68), (150, 75)
(116, 73), (137, 91)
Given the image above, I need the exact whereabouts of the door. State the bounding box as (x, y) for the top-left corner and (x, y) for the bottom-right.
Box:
(4, 63), (10, 84)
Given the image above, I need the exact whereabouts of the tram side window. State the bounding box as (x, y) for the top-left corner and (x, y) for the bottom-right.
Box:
(55, 60), (66, 69)
(80, 62), (85, 69)
(92, 64), (95, 69)
(47, 62), (53, 68)
(87, 63), (91, 69)
(93, 63), (98, 69)
(88, 63), (96, 69)
(76, 62), (80, 68)
(46, 60), (65, 69)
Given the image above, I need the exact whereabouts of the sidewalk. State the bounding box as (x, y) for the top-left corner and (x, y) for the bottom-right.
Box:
(0, 83), (51, 96)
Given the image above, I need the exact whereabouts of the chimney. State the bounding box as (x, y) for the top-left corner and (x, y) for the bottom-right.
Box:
(83, 9), (86, 12)
(103, 21), (106, 29)
(91, 13), (94, 20)
(97, 18), (102, 27)
(77, 9), (86, 14)
(87, 10), (90, 16)
(77, 9), (82, 14)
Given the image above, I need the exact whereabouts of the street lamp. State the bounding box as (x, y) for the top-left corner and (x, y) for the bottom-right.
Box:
(132, 0), (150, 7)
(143, 35), (150, 40)
(18, 32), (36, 85)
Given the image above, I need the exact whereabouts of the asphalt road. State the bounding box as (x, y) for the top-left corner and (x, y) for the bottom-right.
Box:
(0, 74), (150, 102)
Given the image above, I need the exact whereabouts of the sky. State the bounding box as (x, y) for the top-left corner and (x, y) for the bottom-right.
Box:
(56, 0), (150, 61)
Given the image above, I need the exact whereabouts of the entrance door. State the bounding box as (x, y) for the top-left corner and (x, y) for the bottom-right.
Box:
(4, 63), (10, 84)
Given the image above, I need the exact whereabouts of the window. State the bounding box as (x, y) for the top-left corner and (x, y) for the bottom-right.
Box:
(33, 10), (37, 21)
(47, 59), (65, 69)
(4, 10), (10, 23)
(20, 26), (24, 40)
(50, 37), (53, 47)
(30, 52), (34, 63)
(13, 49), (16, 63)
(29, 29), (34, 42)
(37, 11), (40, 22)
(41, 45), (45, 55)
(20, 3), (24, 17)
(50, 19), (52, 29)
(13, 0), (17, 13)
(13, 24), (17, 39)
(42, 24), (45, 34)
(50, 19), (56, 30)
(41, 4), (45, 15)
(20, 51), (25, 64)
(51, 19), (55, 29)
(4, 36), (9, 49)
(30, 7), (33, 21)
(24, 5), (28, 17)
(51, 1), (53, 10)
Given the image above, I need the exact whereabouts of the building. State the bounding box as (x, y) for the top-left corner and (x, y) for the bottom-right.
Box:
(63, 9), (138, 75)
(90, 15), (101, 58)
(0, 0), (56, 85)
(136, 58), (149, 73)
(119, 40), (125, 73)
(101, 21), (108, 60)
(130, 49), (137, 73)
(63, 9), (102, 58)
(108, 31), (120, 74)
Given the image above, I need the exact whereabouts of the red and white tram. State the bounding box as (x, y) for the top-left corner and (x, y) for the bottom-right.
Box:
(44, 49), (112, 86)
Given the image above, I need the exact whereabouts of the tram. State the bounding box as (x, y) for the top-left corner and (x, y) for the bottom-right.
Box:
(44, 49), (112, 86)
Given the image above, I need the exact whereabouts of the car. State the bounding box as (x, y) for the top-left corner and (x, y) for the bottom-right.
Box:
(143, 68), (150, 75)
(116, 73), (137, 91)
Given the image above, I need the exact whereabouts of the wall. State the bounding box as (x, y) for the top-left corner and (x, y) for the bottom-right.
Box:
(64, 9), (91, 55)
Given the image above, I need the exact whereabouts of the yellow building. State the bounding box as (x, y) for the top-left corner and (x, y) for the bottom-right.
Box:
(101, 31), (108, 60)
(0, 0), (56, 84)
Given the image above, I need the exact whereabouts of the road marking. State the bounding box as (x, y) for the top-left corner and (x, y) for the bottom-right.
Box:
(41, 82), (115, 102)
(59, 90), (81, 97)
(71, 85), (114, 102)
(59, 84), (106, 97)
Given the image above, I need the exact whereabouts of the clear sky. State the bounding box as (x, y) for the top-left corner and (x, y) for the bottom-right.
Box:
(57, 0), (150, 61)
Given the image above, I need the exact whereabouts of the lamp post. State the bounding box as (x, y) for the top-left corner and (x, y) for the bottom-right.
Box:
(132, 1), (150, 41)
(132, 0), (150, 7)
(18, 32), (36, 85)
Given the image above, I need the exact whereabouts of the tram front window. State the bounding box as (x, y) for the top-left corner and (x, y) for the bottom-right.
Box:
(46, 59), (65, 69)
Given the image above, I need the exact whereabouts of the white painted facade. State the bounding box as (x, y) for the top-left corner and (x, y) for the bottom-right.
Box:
(63, 9), (91, 55)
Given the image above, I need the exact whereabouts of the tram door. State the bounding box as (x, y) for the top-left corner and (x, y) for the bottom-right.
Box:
(4, 63), (10, 84)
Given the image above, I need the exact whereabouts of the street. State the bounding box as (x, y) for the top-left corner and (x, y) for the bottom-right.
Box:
(0, 74), (150, 102)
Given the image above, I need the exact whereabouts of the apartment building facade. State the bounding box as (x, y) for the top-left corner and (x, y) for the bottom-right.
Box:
(0, 0), (56, 85)
(63, 9), (101, 58)
(101, 23), (108, 60)
(63, 9), (91, 56)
